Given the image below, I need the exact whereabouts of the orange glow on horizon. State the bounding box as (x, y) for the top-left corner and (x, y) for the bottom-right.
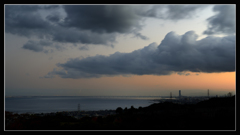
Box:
(127, 72), (236, 91)
(66, 71), (235, 91)
(31, 71), (235, 96)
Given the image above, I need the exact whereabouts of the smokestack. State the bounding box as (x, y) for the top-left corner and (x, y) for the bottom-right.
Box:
(179, 90), (181, 98)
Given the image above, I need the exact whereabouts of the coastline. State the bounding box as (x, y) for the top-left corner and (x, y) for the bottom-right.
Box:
(5, 96), (235, 130)
(6, 96), (218, 115)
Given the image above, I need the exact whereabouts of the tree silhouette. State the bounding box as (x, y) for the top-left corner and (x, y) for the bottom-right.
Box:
(116, 107), (123, 114)
(227, 92), (232, 97)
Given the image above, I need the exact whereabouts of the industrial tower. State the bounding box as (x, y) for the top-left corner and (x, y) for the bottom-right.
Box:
(179, 90), (181, 98)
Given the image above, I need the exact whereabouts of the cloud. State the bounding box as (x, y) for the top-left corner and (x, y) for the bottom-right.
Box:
(22, 40), (44, 52)
(177, 72), (191, 76)
(61, 5), (142, 34)
(5, 6), (52, 38)
(5, 5), (149, 53)
(50, 27), (117, 45)
(204, 5), (236, 35)
(5, 5), (61, 37)
(5, 4), (235, 54)
(45, 31), (235, 79)
(131, 30), (149, 40)
(79, 46), (89, 51)
(164, 5), (208, 20)
(46, 13), (61, 23)
(41, 68), (68, 78)
(5, 5), (210, 52)
(137, 4), (208, 20)
(22, 40), (53, 53)
(5, 5), (118, 43)
(54, 44), (66, 51)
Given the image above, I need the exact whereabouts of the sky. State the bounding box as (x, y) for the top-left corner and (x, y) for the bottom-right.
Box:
(5, 4), (236, 97)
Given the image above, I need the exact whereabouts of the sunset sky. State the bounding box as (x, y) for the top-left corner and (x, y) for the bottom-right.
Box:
(5, 4), (236, 96)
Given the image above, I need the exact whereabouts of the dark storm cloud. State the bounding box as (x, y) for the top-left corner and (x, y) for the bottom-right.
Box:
(5, 5), (208, 46)
(45, 31), (235, 79)
(204, 5), (236, 35)
(5, 5), (149, 53)
(5, 5), (60, 32)
(155, 31), (235, 73)
(61, 5), (142, 33)
(5, 4), (235, 54)
(61, 5), (149, 41)
(5, 5), (51, 38)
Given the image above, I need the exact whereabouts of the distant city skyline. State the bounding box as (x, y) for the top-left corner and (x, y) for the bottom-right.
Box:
(5, 4), (235, 96)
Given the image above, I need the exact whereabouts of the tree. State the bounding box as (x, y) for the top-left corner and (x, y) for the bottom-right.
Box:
(227, 92), (232, 97)
(116, 107), (123, 114)
(124, 107), (128, 113)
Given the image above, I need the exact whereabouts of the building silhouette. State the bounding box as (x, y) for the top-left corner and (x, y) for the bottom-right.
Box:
(179, 90), (181, 98)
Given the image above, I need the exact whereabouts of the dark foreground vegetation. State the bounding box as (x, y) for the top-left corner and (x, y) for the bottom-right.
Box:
(5, 96), (235, 130)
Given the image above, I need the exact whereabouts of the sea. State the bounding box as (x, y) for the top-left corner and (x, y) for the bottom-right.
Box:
(5, 96), (172, 114)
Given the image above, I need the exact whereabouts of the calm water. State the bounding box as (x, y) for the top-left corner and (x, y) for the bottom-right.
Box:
(5, 96), (165, 114)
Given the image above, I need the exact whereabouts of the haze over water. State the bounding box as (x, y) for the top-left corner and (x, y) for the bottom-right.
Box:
(5, 96), (164, 114)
